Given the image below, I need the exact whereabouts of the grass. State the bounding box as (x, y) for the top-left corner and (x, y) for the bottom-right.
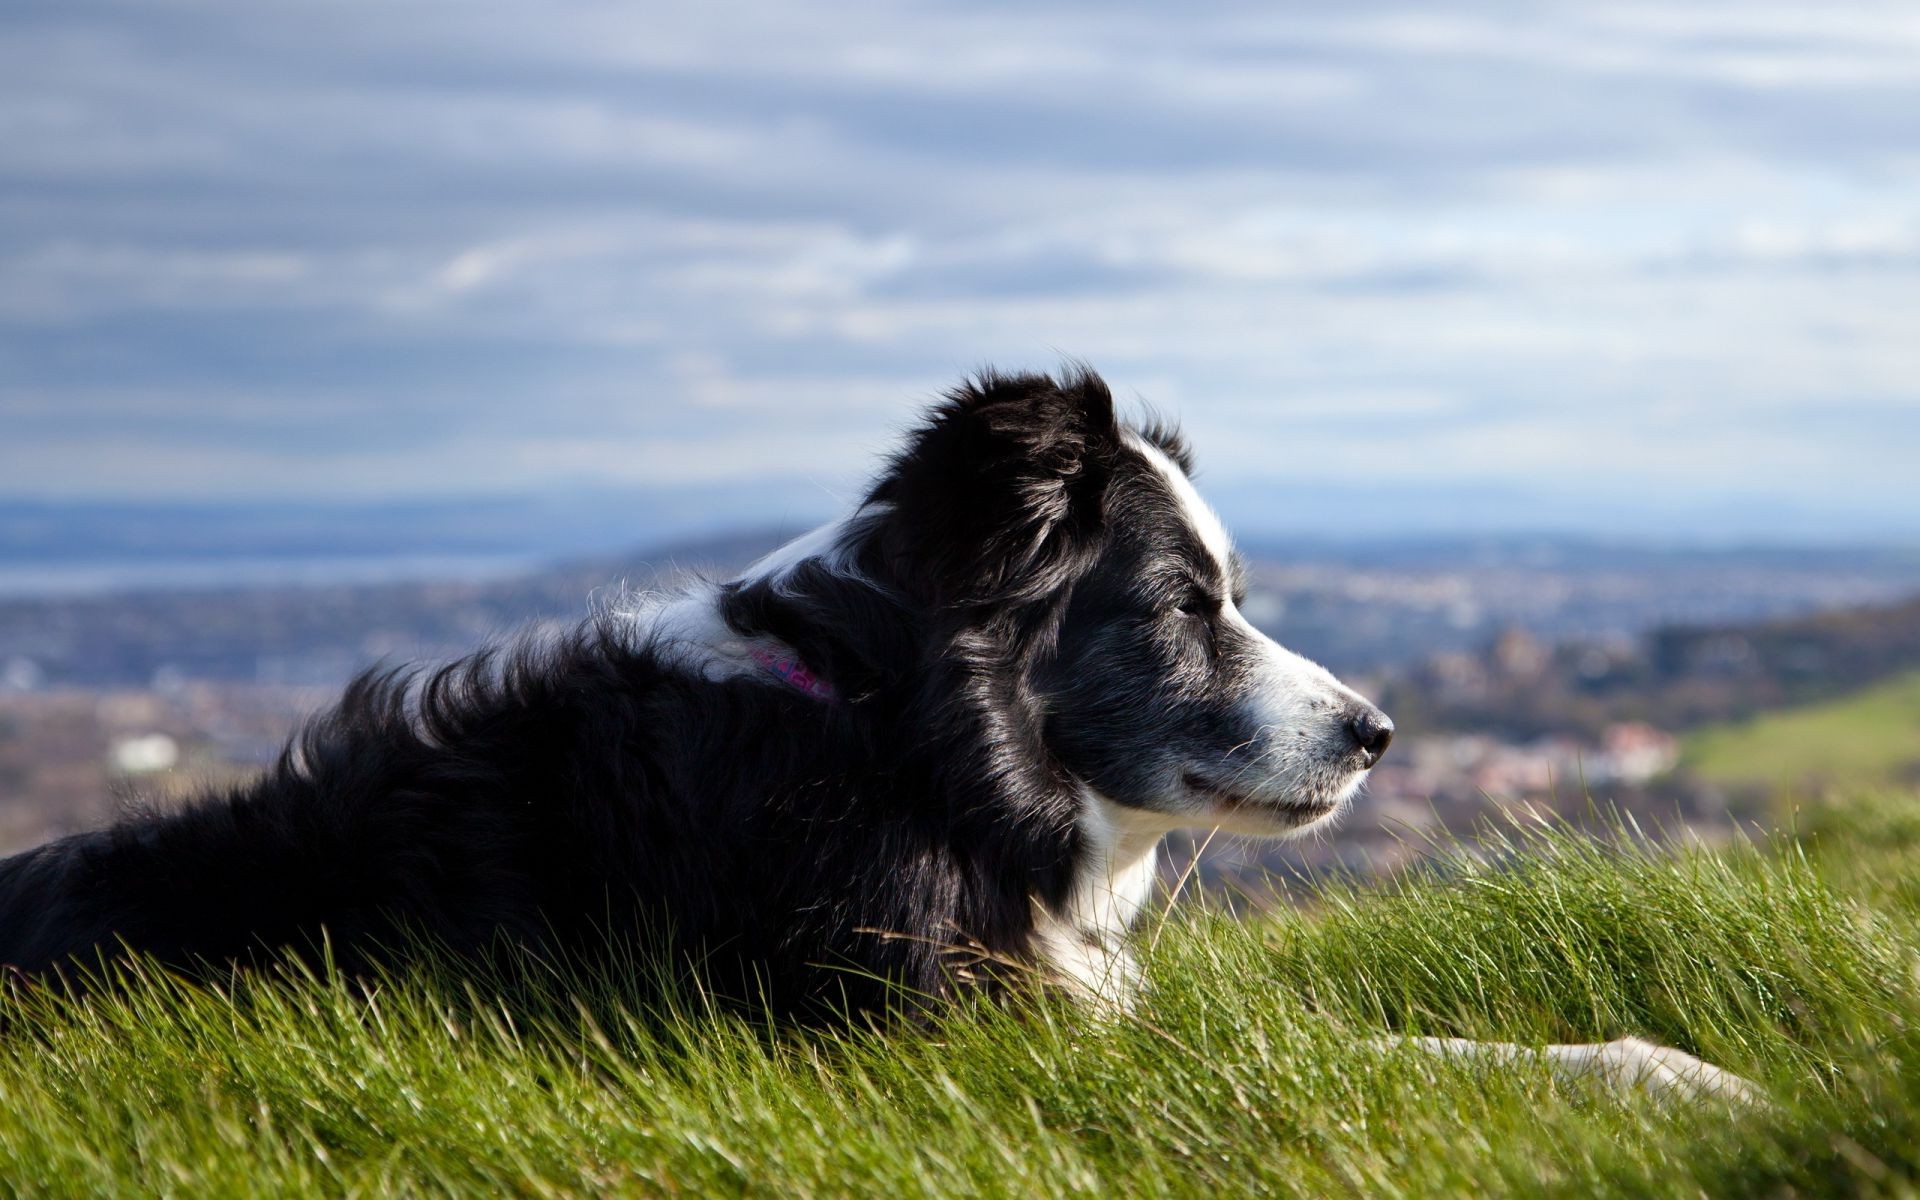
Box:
(5, 809), (1920, 1196)
(1681, 669), (1920, 793)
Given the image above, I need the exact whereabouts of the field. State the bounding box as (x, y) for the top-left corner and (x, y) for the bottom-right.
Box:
(4, 799), (1920, 1198)
(1682, 669), (1920, 793)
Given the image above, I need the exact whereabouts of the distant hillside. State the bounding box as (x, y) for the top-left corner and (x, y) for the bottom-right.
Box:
(1681, 670), (1920, 793)
(3, 530), (1918, 691)
(0, 530), (789, 689)
(1382, 594), (1920, 740)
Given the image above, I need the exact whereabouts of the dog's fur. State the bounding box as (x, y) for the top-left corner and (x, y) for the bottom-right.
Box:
(0, 368), (1764, 1098)
(0, 369), (1387, 1016)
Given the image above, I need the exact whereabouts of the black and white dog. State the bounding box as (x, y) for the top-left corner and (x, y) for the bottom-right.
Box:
(0, 369), (1754, 1097)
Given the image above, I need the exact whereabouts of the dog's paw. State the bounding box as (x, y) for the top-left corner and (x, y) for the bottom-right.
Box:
(1390, 1034), (1771, 1108)
(1582, 1037), (1768, 1106)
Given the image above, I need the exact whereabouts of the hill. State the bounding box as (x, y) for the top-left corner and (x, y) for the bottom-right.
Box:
(5, 535), (1919, 692)
(1681, 670), (1920, 793)
(1382, 593), (1920, 742)
(3, 803), (1920, 1196)
(0, 529), (789, 689)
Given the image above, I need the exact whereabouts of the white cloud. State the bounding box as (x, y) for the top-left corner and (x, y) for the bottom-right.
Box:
(1, 0), (1918, 539)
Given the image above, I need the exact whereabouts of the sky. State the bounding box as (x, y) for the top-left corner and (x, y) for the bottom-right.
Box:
(2, 0), (1919, 545)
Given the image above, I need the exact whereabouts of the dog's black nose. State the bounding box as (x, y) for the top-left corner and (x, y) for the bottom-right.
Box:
(1346, 708), (1394, 767)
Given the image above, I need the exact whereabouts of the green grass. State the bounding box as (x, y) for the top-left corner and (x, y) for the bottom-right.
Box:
(6, 811), (1920, 1197)
(1682, 669), (1920, 793)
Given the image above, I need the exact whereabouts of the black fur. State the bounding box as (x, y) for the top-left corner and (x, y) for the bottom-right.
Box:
(0, 370), (1131, 1019)
(1, 367), (1386, 1020)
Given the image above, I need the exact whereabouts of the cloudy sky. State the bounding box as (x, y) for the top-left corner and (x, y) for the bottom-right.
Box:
(3, 0), (1918, 543)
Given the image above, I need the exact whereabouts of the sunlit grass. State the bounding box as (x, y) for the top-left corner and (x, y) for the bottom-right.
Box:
(1682, 669), (1920, 793)
(4, 806), (1920, 1197)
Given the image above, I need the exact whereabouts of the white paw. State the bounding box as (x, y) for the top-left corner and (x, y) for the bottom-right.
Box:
(1584, 1036), (1769, 1105)
(1390, 1034), (1770, 1107)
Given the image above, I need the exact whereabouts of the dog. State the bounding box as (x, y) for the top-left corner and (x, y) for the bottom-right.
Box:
(0, 368), (1755, 1099)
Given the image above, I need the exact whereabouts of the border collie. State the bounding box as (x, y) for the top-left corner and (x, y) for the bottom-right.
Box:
(0, 369), (1756, 1098)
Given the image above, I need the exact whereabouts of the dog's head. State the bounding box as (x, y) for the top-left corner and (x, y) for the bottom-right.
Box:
(872, 369), (1391, 837)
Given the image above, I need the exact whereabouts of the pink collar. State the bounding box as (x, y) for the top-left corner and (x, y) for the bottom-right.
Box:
(747, 644), (838, 703)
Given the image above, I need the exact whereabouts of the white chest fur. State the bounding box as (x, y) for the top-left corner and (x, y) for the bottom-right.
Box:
(1030, 792), (1172, 1010)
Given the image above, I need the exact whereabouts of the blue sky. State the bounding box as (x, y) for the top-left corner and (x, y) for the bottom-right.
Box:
(2, 0), (1918, 542)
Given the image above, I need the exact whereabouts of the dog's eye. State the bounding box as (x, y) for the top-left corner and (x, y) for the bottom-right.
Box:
(1175, 592), (1216, 618)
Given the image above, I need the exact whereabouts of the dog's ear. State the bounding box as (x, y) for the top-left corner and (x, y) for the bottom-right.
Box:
(872, 368), (1120, 606)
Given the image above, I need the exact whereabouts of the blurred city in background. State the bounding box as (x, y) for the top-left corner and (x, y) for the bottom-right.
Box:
(3, 2), (1918, 890)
